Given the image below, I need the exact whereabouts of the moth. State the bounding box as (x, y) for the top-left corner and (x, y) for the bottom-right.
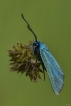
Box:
(21, 14), (64, 95)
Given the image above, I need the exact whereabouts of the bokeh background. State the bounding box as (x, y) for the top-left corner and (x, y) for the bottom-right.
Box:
(0, 0), (71, 106)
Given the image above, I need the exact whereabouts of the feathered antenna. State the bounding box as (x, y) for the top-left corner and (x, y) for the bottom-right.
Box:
(21, 14), (37, 41)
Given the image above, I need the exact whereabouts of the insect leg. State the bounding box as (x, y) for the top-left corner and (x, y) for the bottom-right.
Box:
(42, 66), (45, 81)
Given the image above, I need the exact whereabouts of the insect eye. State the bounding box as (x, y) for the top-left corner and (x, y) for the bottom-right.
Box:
(33, 42), (36, 46)
(33, 41), (39, 48)
(37, 43), (38, 46)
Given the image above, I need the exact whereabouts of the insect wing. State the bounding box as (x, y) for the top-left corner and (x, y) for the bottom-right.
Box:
(39, 42), (64, 95)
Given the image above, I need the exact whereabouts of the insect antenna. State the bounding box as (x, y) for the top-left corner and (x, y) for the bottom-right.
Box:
(21, 14), (37, 41)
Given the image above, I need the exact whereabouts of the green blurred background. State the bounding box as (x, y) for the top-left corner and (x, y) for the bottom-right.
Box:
(0, 0), (71, 106)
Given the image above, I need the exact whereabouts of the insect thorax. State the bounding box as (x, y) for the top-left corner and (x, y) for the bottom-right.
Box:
(33, 41), (48, 70)
(33, 41), (41, 60)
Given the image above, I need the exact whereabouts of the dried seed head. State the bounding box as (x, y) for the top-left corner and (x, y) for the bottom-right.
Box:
(8, 42), (44, 82)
